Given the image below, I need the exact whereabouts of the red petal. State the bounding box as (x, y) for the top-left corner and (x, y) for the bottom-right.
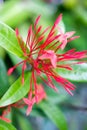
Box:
(54, 13), (62, 27)
(34, 15), (41, 28)
(39, 50), (57, 68)
(7, 67), (15, 75)
(15, 28), (19, 36)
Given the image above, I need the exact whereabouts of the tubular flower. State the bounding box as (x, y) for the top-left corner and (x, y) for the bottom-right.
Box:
(8, 14), (87, 114)
(23, 84), (46, 115)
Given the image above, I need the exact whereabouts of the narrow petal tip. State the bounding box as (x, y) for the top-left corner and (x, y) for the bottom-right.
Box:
(34, 15), (41, 27)
(15, 28), (19, 36)
(7, 67), (15, 75)
(54, 13), (63, 26)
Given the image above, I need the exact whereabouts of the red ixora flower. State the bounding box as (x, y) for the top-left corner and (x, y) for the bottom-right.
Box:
(8, 14), (87, 115)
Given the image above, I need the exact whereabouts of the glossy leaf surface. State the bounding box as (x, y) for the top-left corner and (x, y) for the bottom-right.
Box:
(39, 101), (68, 130)
(58, 63), (87, 82)
(0, 120), (16, 130)
(0, 22), (23, 58)
(0, 72), (31, 107)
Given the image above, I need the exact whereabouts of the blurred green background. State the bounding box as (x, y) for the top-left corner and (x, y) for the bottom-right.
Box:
(0, 0), (87, 130)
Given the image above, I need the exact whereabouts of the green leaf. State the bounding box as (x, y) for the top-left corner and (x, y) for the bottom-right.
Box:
(0, 72), (31, 107)
(0, 120), (16, 130)
(17, 111), (33, 130)
(0, 1), (29, 27)
(58, 63), (87, 82)
(74, 6), (87, 25)
(43, 83), (69, 104)
(38, 101), (68, 130)
(0, 47), (6, 58)
(0, 59), (9, 98)
(46, 87), (69, 104)
(0, 1), (55, 27)
(0, 21), (23, 58)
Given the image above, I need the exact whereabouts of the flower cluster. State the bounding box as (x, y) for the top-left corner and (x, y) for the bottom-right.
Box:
(8, 14), (87, 115)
